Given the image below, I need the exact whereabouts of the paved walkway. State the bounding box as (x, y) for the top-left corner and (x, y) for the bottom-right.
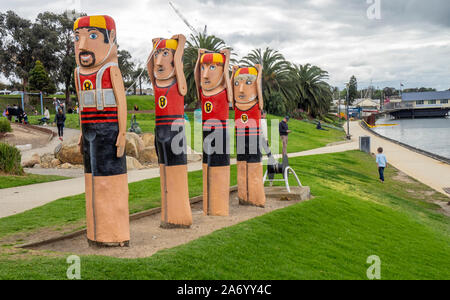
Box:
(349, 121), (450, 197)
(21, 127), (80, 162)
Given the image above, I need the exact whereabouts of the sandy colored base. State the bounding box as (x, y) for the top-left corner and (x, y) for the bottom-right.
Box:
(0, 124), (51, 149)
(32, 191), (306, 258)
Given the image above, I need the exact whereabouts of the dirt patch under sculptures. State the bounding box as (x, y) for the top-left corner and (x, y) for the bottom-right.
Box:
(29, 191), (306, 259)
(0, 124), (52, 149)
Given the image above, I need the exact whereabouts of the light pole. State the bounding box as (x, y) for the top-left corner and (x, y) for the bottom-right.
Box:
(346, 83), (351, 140)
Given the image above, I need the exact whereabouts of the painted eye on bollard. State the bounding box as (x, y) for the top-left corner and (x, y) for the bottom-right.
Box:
(210, 65), (216, 71)
(246, 80), (253, 85)
(234, 81), (239, 86)
(74, 35), (80, 42)
(89, 33), (98, 40)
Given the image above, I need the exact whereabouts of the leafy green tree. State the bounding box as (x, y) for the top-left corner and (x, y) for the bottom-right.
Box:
(28, 60), (55, 94)
(130, 65), (149, 95)
(240, 48), (292, 115)
(383, 87), (398, 97)
(0, 11), (36, 92)
(0, 11), (70, 100)
(35, 11), (85, 104)
(348, 75), (358, 104)
(290, 64), (332, 117)
(184, 33), (233, 107)
(118, 49), (135, 84)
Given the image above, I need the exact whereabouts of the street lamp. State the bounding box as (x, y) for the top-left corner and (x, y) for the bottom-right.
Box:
(346, 83), (351, 140)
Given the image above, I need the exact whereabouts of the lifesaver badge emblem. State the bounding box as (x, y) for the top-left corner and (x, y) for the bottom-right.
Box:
(158, 96), (168, 109)
(241, 114), (249, 124)
(204, 101), (213, 114)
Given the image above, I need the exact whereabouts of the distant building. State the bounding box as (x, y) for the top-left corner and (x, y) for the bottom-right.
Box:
(402, 91), (450, 108)
(385, 91), (450, 118)
(354, 99), (379, 117)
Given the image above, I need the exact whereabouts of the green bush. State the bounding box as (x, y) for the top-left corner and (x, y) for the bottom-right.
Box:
(0, 119), (11, 133)
(0, 143), (23, 175)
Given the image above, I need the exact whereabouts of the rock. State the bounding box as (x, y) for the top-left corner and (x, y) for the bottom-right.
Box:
(59, 163), (73, 169)
(126, 156), (143, 170)
(22, 153), (41, 168)
(40, 153), (55, 168)
(141, 133), (155, 148)
(188, 154), (202, 163)
(125, 132), (145, 159)
(139, 146), (158, 164)
(51, 159), (62, 168)
(56, 143), (83, 165)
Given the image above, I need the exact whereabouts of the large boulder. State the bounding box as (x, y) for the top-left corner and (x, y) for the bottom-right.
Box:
(56, 143), (83, 165)
(139, 146), (158, 164)
(51, 159), (62, 168)
(141, 133), (155, 148)
(40, 153), (55, 168)
(22, 153), (41, 168)
(125, 132), (145, 160)
(126, 156), (143, 170)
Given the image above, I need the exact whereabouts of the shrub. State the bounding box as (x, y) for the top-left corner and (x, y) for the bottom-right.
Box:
(0, 119), (11, 133)
(0, 143), (23, 175)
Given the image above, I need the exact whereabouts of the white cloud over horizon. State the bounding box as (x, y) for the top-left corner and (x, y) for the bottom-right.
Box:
(1, 0), (449, 91)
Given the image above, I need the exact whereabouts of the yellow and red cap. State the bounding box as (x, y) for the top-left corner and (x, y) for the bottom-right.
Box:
(234, 67), (258, 78)
(74, 15), (116, 31)
(200, 53), (225, 64)
(154, 39), (178, 51)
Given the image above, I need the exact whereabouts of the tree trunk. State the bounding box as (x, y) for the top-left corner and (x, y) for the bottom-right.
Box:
(22, 77), (29, 104)
(65, 82), (72, 107)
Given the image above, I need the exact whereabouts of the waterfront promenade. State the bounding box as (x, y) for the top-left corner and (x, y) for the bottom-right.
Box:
(350, 121), (450, 197)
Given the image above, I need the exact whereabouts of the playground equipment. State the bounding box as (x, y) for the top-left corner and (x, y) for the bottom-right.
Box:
(263, 154), (303, 194)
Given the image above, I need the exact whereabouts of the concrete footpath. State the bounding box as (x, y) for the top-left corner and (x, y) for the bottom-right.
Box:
(349, 121), (450, 197)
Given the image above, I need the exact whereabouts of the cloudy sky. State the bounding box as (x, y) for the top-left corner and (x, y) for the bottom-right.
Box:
(1, 0), (449, 90)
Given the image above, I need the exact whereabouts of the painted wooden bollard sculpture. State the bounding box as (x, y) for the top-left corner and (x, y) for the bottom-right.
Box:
(194, 49), (232, 216)
(73, 15), (130, 246)
(147, 35), (193, 228)
(232, 65), (266, 207)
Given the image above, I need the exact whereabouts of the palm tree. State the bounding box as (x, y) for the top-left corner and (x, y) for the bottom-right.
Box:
(239, 48), (293, 115)
(184, 33), (233, 107)
(290, 64), (332, 117)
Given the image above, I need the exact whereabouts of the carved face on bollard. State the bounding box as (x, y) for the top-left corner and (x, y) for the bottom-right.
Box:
(73, 16), (117, 70)
(232, 65), (263, 109)
(200, 53), (225, 91)
(152, 39), (177, 81)
(147, 37), (187, 96)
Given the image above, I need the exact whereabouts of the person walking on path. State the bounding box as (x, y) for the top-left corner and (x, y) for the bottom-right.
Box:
(54, 108), (66, 141)
(279, 116), (291, 156)
(376, 147), (388, 183)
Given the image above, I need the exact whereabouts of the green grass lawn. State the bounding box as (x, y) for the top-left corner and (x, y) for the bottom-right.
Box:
(0, 151), (448, 280)
(0, 174), (70, 189)
(126, 95), (155, 111)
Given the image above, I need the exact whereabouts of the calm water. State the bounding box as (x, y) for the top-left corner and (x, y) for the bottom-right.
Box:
(373, 117), (450, 159)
